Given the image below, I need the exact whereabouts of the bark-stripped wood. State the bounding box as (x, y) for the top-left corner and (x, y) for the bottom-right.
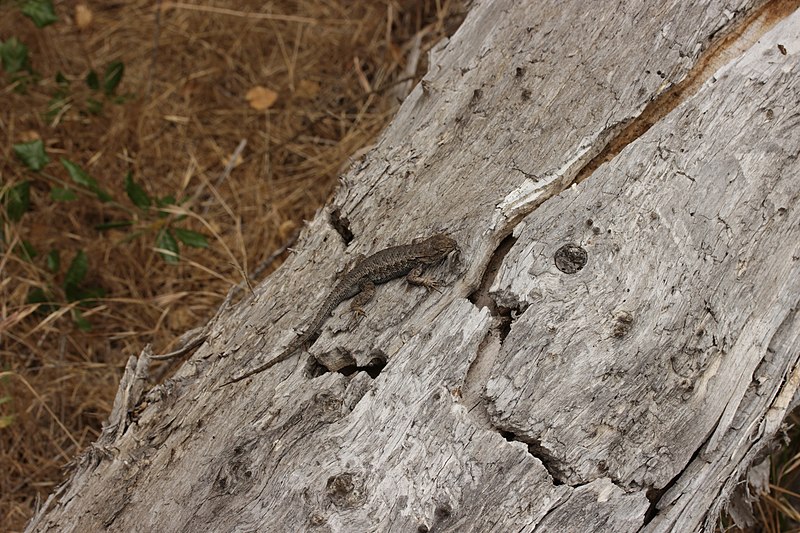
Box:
(28, 1), (799, 532)
(488, 10), (800, 531)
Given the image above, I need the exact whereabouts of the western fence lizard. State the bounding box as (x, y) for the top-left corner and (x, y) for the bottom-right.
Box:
(222, 233), (458, 386)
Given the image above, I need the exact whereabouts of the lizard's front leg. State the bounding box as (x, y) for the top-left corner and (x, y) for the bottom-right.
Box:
(406, 267), (442, 292)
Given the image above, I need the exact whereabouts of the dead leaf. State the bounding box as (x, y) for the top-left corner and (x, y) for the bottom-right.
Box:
(225, 149), (244, 168)
(278, 219), (297, 239)
(296, 79), (320, 99)
(20, 130), (40, 142)
(75, 4), (93, 29)
(246, 86), (278, 110)
(166, 306), (193, 331)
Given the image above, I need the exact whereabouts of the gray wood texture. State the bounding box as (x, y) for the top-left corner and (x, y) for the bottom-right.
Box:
(28, 1), (799, 531)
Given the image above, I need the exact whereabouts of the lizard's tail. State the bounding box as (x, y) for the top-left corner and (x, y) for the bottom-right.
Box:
(219, 331), (312, 387)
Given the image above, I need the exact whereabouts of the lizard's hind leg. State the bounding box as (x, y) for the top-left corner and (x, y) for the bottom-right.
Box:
(347, 280), (375, 328)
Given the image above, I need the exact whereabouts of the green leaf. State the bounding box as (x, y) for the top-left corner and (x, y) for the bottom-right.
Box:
(85, 97), (103, 115)
(156, 195), (176, 218)
(124, 172), (151, 210)
(85, 69), (99, 90)
(27, 286), (57, 314)
(10, 72), (32, 94)
(45, 249), (60, 272)
(156, 195), (175, 207)
(66, 282), (105, 303)
(173, 227), (208, 248)
(118, 229), (144, 245)
(60, 158), (112, 202)
(103, 61), (124, 95)
(64, 250), (88, 288)
(21, 0), (58, 28)
(27, 287), (47, 303)
(44, 96), (67, 121)
(4, 181), (30, 221)
(94, 220), (133, 230)
(71, 309), (91, 331)
(13, 139), (49, 171)
(0, 394), (15, 428)
(50, 186), (77, 201)
(0, 37), (29, 74)
(156, 229), (179, 264)
(111, 94), (131, 105)
(52, 77), (69, 98)
(60, 158), (93, 188)
(14, 240), (37, 261)
(0, 414), (14, 429)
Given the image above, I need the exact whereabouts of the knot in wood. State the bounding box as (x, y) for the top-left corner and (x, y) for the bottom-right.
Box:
(554, 243), (588, 274)
(326, 472), (367, 509)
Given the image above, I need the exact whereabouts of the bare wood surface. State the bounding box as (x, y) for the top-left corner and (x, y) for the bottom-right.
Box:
(27, 1), (800, 532)
(488, 9), (800, 531)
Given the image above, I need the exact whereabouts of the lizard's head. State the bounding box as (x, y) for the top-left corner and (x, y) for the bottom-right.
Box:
(416, 233), (459, 264)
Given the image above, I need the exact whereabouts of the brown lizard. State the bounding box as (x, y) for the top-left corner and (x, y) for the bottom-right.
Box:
(222, 233), (458, 386)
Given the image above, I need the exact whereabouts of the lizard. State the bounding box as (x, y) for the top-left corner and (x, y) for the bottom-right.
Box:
(222, 232), (459, 386)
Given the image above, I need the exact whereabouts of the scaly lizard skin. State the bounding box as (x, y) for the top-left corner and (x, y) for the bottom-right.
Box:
(223, 233), (458, 386)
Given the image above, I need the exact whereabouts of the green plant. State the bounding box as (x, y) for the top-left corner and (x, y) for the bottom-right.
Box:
(11, 140), (208, 261)
(43, 59), (129, 119)
(7, 141), (209, 329)
(0, 36), (29, 73)
(20, 0), (58, 28)
(0, 0), (127, 117)
(0, 394), (14, 430)
(0, 35), (35, 92)
(26, 250), (105, 331)
(120, 169), (211, 265)
(84, 60), (126, 114)
(2, 179), (31, 222)
(0, 0), (57, 92)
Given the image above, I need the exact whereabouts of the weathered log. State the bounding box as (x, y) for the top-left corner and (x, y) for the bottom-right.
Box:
(28, 1), (800, 531)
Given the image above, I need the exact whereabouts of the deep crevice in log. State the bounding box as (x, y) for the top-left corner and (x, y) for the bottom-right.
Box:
(335, 354), (387, 379)
(467, 233), (517, 320)
(498, 429), (569, 487)
(329, 206), (354, 245)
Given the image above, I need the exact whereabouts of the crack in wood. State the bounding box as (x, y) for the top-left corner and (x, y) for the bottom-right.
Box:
(496, 429), (572, 487)
(334, 353), (387, 379)
(574, 0), (800, 187)
(328, 206), (354, 244)
(467, 233), (517, 326)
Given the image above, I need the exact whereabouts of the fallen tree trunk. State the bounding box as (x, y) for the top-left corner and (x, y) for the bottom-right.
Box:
(28, 0), (800, 531)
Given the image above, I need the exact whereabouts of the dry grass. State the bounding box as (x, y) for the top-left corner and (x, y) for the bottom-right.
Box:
(718, 412), (800, 533)
(0, 1), (463, 529)
(1, 1), (798, 532)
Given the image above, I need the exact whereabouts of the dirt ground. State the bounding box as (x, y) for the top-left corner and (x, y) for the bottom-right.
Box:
(0, 1), (798, 532)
